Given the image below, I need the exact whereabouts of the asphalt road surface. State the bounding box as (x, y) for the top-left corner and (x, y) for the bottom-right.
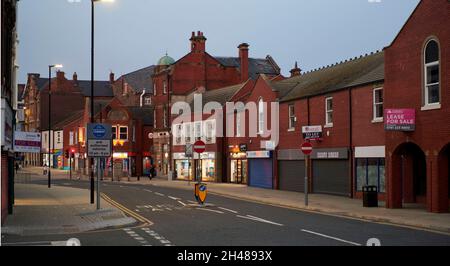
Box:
(3, 179), (450, 246)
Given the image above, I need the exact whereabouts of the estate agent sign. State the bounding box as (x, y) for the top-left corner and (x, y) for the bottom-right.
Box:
(302, 126), (323, 141)
(385, 109), (416, 132)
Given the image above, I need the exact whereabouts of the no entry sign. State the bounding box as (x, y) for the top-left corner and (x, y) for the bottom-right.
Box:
(193, 140), (206, 154)
(301, 142), (313, 156)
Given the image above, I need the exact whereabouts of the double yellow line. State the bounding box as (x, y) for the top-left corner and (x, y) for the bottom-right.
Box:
(101, 193), (153, 227)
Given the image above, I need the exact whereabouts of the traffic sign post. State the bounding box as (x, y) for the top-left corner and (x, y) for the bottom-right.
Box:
(193, 140), (208, 204)
(87, 123), (112, 210)
(301, 142), (313, 207)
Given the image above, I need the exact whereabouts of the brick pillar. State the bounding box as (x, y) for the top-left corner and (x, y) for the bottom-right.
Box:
(387, 152), (403, 209)
(434, 150), (450, 213)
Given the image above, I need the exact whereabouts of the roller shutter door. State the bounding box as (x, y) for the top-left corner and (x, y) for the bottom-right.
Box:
(313, 160), (349, 196)
(278, 161), (305, 192)
(249, 159), (273, 189)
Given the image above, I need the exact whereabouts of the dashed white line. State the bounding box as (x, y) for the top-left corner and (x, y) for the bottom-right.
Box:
(168, 196), (180, 200)
(196, 208), (224, 214)
(237, 215), (284, 226)
(301, 229), (362, 246)
(218, 207), (238, 214)
(155, 192), (165, 197)
(177, 201), (187, 207)
(144, 189), (153, 193)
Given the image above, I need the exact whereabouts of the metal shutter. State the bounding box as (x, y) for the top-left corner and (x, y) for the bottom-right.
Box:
(249, 159), (273, 189)
(313, 160), (349, 196)
(278, 160), (305, 192)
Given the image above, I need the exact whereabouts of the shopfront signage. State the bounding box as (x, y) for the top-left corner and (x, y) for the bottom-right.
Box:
(14, 131), (42, 153)
(302, 126), (323, 141)
(246, 151), (271, 159)
(385, 109), (416, 132)
(311, 148), (348, 160)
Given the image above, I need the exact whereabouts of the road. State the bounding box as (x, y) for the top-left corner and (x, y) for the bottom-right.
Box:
(3, 178), (450, 246)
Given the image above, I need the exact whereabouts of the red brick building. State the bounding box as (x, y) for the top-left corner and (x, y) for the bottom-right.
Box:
(60, 97), (154, 179)
(276, 52), (385, 197)
(152, 31), (281, 176)
(384, 0), (450, 212)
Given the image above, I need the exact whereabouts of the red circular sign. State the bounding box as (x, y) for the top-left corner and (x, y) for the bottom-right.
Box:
(194, 140), (206, 154)
(301, 142), (313, 155)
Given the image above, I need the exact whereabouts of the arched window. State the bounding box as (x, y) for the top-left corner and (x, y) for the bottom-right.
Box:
(424, 39), (440, 106)
(258, 98), (264, 134)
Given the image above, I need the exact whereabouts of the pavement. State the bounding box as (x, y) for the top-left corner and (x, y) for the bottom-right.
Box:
(15, 167), (450, 234)
(2, 170), (136, 236)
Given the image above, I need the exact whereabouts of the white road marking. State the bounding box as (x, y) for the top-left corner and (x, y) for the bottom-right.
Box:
(165, 208), (172, 211)
(236, 215), (284, 226)
(144, 189), (153, 193)
(168, 196), (180, 200)
(301, 229), (362, 246)
(218, 207), (238, 214)
(188, 200), (197, 204)
(196, 208), (224, 214)
(160, 240), (171, 244)
(177, 201), (187, 206)
(134, 237), (145, 241)
(155, 192), (165, 197)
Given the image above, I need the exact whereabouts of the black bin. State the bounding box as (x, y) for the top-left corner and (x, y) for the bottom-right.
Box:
(362, 186), (378, 207)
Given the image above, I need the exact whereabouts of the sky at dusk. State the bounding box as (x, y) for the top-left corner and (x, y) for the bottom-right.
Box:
(18, 0), (420, 83)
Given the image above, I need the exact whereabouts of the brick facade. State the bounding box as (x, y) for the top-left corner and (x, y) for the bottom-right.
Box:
(384, 0), (450, 212)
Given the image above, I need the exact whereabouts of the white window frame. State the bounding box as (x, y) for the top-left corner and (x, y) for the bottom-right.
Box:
(119, 126), (128, 141)
(144, 97), (152, 106)
(185, 123), (191, 143)
(258, 98), (264, 135)
(153, 83), (157, 96)
(325, 97), (333, 127)
(153, 111), (157, 128)
(175, 124), (182, 145)
(236, 111), (242, 137)
(205, 120), (215, 143)
(372, 88), (384, 122)
(194, 121), (202, 141)
(163, 81), (167, 95)
(423, 39), (440, 110)
(288, 104), (296, 131)
(163, 106), (168, 128)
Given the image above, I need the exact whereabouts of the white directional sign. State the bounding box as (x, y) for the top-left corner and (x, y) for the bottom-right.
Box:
(87, 123), (112, 158)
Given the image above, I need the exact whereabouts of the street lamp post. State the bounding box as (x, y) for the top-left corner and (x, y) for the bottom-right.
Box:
(90, 0), (115, 204)
(48, 64), (63, 189)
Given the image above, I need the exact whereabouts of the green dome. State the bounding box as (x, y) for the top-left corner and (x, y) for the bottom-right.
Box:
(157, 54), (175, 66)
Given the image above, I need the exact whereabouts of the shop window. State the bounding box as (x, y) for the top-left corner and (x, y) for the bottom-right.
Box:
(325, 97), (333, 127)
(424, 39), (440, 107)
(373, 88), (383, 121)
(355, 158), (385, 193)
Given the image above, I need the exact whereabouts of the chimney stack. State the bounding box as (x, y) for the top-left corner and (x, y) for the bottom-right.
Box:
(290, 62), (302, 77)
(56, 70), (65, 80)
(73, 72), (78, 81)
(238, 43), (250, 82)
(110, 72), (115, 83)
(190, 30), (207, 53)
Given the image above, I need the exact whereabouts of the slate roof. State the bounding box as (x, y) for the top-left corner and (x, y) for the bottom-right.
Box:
(128, 107), (154, 126)
(275, 51), (385, 103)
(121, 66), (156, 93)
(214, 56), (280, 80)
(188, 83), (246, 110)
(75, 80), (114, 97)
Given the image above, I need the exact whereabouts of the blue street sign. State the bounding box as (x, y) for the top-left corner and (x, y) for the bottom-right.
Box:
(93, 125), (107, 139)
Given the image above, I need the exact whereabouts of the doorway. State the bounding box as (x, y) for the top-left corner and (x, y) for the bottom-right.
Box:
(230, 159), (248, 184)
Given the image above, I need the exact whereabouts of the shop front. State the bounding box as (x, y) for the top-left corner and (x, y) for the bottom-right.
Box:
(247, 150), (273, 189)
(277, 149), (306, 192)
(173, 153), (193, 181)
(354, 146), (386, 199)
(311, 148), (350, 197)
(228, 144), (248, 184)
(173, 152), (217, 182)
